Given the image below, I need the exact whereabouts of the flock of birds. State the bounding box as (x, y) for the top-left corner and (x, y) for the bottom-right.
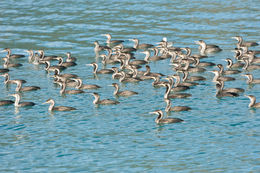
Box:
(0, 34), (260, 124)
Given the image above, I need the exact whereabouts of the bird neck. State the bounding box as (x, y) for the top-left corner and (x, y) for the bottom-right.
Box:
(237, 37), (243, 47)
(246, 75), (253, 84)
(77, 79), (83, 88)
(113, 85), (119, 95)
(15, 82), (22, 92)
(4, 74), (9, 84)
(164, 84), (171, 99)
(39, 51), (45, 60)
(144, 52), (150, 61)
(119, 72), (126, 82)
(242, 59), (249, 70)
(144, 66), (150, 76)
(182, 71), (189, 82)
(14, 95), (20, 106)
(133, 39), (139, 49)
(165, 100), (172, 112)
(48, 100), (55, 111)
(193, 57), (200, 67)
(212, 72), (220, 82)
(183, 60), (190, 71)
(153, 48), (159, 56)
(106, 35), (112, 43)
(92, 64), (98, 74)
(226, 59), (233, 69)
(45, 62), (50, 70)
(173, 76), (180, 87)
(58, 57), (63, 66)
(248, 97), (256, 107)
(218, 65), (224, 75)
(93, 94), (100, 104)
(6, 49), (11, 56)
(155, 112), (163, 123)
(170, 52), (177, 63)
(199, 42), (207, 55)
(3, 59), (9, 68)
(60, 83), (66, 94)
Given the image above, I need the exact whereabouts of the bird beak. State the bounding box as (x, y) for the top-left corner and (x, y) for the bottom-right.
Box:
(194, 41), (199, 44)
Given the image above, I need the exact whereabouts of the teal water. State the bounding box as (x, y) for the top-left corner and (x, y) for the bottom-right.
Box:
(0, 0), (260, 172)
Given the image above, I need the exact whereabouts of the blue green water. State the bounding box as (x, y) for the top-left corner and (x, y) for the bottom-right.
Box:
(0, 0), (259, 172)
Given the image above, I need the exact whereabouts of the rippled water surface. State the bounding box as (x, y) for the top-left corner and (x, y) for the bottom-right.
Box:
(0, 0), (260, 172)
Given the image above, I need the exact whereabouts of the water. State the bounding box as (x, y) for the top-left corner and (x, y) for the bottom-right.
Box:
(0, 0), (260, 172)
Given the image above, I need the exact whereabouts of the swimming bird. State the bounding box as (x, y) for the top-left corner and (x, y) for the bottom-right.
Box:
(217, 63), (241, 75)
(143, 65), (164, 78)
(118, 71), (142, 83)
(160, 83), (192, 99)
(181, 59), (206, 73)
(94, 41), (110, 53)
(245, 95), (260, 108)
(10, 93), (35, 107)
(54, 68), (78, 79)
(65, 52), (77, 62)
(194, 40), (222, 55)
(2, 57), (23, 68)
(141, 50), (164, 61)
(2, 48), (25, 59)
(86, 62), (113, 74)
(44, 61), (66, 72)
(113, 44), (137, 54)
(150, 76), (166, 87)
(109, 83), (138, 97)
(225, 58), (244, 69)
(55, 56), (77, 67)
(43, 99), (76, 111)
(210, 70), (235, 82)
(129, 38), (154, 50)
(173, 73), (199, 87)
(74, 78), (101, 90)
(150, 110), (183, 124)
(13, 80), (40, 92)
(25, 50), (35, 63)
(232, 36), (258, 48)
(100, 54), (119, 65)
(102, 33), (124, 47)
(242, 58), (260, 71)
(170, 74), (191, 91)
(37, 50), (58, 61)
(91, 92), (120, 105)
(164, 99), (191, 112)
(215, 82), (239, 97)
(216, 80), (244, 94)
(0, 73), (26, 85)
(182, 70), (206, 82)
(243, 74), (260, 84)
(192, 57), (216, 67)
(59, 81), (85, 95)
